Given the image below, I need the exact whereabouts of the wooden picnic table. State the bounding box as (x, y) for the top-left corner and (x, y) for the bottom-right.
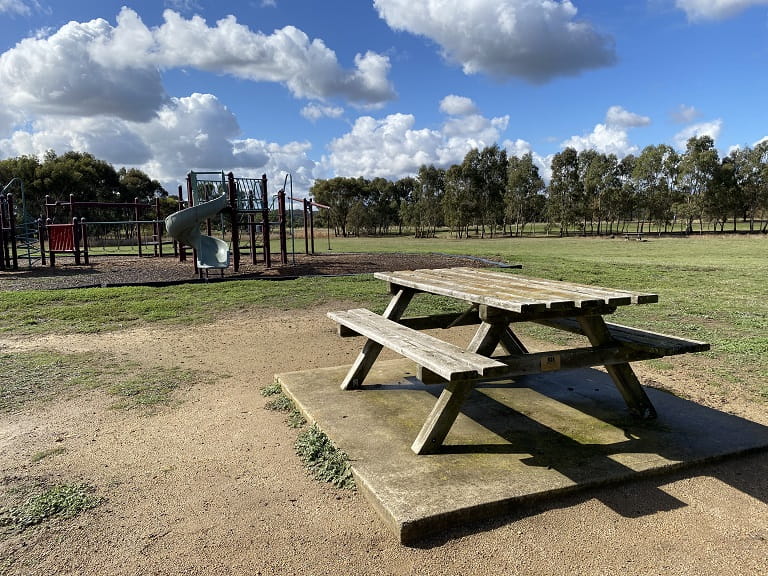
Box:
(328, 267), (709, 455)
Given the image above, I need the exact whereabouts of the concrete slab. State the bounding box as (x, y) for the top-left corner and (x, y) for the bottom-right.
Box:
(277, 359), (768, 545)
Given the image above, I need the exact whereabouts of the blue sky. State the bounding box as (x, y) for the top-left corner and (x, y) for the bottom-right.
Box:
(1, 0), (767, 196)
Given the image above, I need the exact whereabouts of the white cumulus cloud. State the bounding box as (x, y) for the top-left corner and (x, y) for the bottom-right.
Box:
(324, 106), (509, 180)
(605, 105), (651, 129)
(440, 95), (478, 116)
(0, 17), (167, 122)
(301, 104), (345, 122)
(675, 0), (768, 21)
(0, 6), (395, 127)
(374, 0), (615, 83)
(561, 106), (650, 157)
(673, 119), (723, 149)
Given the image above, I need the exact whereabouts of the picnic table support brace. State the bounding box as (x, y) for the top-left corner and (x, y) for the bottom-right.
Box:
(577, 315), (657, 420)
(340, 287), (415, 390)
(476, 304), (528, 355)
(412, 317), (508, 455)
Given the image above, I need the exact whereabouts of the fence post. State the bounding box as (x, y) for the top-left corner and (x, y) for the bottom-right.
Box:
(135, 198), (143, 257)
(72, 217), (81, 265)
(38, 219), (47, 266)
(154, 196), (162, 257)
(7, 194), (18, 270)
(81, 218), (89, 265)
(260, 174), (271, 268)
(47, 219), (55, 267)
(309, 201), (315, 255)
(303, 199), (310, 255)
(278, 188), (287, 265)
(227, 172), (240, 272)
(0, 194), (7, 270)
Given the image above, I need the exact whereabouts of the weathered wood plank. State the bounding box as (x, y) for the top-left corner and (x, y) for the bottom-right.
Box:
(328, 309), (508, 382)
(397, 268), (584, 310)
(374, 268), (659, 312)
(338, 311), (482, 336)
(430, 267), (619, 308)
(376, 270), (549, 313)
(446, 268), (656, 305)
(536, 317), (710, 356)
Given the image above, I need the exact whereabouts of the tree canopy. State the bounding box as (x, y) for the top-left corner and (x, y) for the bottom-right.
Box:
(310, 136), (768, 237)
(0, 151), (166, 220)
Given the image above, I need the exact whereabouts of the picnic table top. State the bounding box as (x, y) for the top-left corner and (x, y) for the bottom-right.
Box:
(374, 267), (659, 315)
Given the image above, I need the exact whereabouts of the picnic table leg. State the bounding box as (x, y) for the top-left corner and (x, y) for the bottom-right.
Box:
(577, 315), (657, 419)
(411, 320), (505, 454)
(411, 379), (474, 455)
(339, 288), (415, 390)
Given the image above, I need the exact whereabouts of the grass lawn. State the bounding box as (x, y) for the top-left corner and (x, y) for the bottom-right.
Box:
(1, 234), (766, 401)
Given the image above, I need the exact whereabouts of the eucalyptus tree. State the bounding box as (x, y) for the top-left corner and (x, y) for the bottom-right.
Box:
(366, 177), (399, 235)
(118, 167), (165, 203)
(632, 144), (679, 233)
(0, 154), (43, 216)
(608, 154), (637, 233)
(548, 147), (581, 235)
(310, 176), (365, 237)
(400, 166), (444, 237)
(461, 145), (507, 237)
(36, 151), (121, 208)
(677, 136), (720, 233)
(707, 156), (740, 231)
(505, 152), (544, 236)
(577, 150), (620, 235)
(730, 142), (768, 231)
(392, 176), (419, 234)
(443, 164), (474, 238)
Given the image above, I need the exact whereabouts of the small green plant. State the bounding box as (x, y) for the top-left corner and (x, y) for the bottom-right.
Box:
(286, 409), (307, 429)
(2, 483), (100, 530)
(260, 381), (282, 397)
(264, 392), (294, 412)
(295, 424), (355, 490)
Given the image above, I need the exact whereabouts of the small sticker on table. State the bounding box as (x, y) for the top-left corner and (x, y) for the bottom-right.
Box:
(541, 354), (561, 371)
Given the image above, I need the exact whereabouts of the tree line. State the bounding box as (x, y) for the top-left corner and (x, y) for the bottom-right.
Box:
(311, 136), (768, 237)
(0, 150), (170, 221)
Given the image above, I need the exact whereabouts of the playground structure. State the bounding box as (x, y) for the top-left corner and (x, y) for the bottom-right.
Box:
(1, 172), (328, 275)
(38, 193), (176, 267)
(168, 171), (329, 276)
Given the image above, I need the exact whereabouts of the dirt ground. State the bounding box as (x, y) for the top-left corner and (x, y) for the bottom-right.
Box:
(1, 254), (767, 575)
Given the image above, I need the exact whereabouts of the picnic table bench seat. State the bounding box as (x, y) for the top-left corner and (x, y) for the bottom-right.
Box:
(327, 308), (508, 383)
(537, 317), (710, 357)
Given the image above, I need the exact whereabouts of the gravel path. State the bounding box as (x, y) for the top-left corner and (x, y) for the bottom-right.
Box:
(0, 252), (501, 291)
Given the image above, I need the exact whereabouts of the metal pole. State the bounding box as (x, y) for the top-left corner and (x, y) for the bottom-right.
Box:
(284, 173), (295, 264)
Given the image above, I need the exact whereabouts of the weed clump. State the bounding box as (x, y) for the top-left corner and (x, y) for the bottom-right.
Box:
(295, 425), (355, 490)
(1, 483), (101, 530)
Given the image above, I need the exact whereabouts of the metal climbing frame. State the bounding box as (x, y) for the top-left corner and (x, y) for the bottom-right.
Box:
(1, 178), (42, 269)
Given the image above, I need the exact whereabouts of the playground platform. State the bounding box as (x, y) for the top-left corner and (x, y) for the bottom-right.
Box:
(277, 358), (768, 545)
